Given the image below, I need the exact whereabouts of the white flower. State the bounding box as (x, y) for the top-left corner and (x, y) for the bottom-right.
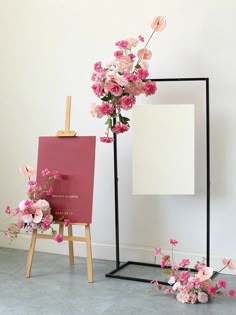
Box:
(168, 276), (176, 285)
(172, 281), (181, 291)
(18, 200), (28, 211)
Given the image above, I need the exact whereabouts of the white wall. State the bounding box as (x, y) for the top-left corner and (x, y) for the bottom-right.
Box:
(0, 0), (236, 273)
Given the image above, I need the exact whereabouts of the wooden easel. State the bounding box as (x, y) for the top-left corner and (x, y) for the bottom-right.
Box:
(25, 96), (93, 283)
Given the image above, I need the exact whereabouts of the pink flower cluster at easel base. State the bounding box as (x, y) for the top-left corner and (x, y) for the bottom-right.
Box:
(151, 239), (235, 304)
(2, 164), (70, 243)
(90, 16), (166, 143)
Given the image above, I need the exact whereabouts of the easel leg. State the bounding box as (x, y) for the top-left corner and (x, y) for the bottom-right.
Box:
(25, 230), (37, 278)
(85, 224), (93, 283)
(68, 224), (74, 265)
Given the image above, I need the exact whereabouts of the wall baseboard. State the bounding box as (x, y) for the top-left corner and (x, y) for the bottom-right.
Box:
(1, 232), (235, 275)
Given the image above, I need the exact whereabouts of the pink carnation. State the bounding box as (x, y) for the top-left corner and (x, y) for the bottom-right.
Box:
(178, 271), (190, 283)
(112, 122), (129, 134)
(217, 279), (226, 289)
(120, 96), (136, 110)
(228, 289), (235, 297)
(207, 286), (217, 296)
(136, 68), (149, 80)
(144, 80), (157, 96)
(99, 102), (114, 115)
(100, 136), (113, 143)
(54, 234), (63, 243)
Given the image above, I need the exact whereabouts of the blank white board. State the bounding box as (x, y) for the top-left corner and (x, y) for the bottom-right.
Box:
(132, 104), (195, 195)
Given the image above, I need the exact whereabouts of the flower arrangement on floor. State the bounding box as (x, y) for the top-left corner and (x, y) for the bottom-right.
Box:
(151, 239), (235, 304)
(90, 16), (166, 143)
(3, 164), (69, 243)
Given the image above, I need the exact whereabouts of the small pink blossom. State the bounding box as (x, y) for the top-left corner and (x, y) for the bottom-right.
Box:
(138, 35), (144, 42)
(54, 234), (63, 243)
(94, 61), (102, 72)
(41, 168), (50, 176)
(164, 288), (174, 294)
(169, 239), (178, 246)
(207, 286), (217, 296)
(5, 206), (10, 215)
(179, 258), (190, 267)
(64, 219), (70, 227)
(112, 122), (129, 134)
(114, 50), (123, 58)
(154, 247), (162, 256)
(115, 40), (128, 49)
(217, 279), (226, 289)
(178, 271), (190, 283)
(100, 136), (113, 143)
(53, 171), (61, 179)
(228, 289), (235, 297)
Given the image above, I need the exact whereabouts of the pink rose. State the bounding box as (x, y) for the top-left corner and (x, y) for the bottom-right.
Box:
(137, 48), (152, 60)
(151, 16), (166, 32)
(104, 81), (122, 96)
(34, 199), (50, 213)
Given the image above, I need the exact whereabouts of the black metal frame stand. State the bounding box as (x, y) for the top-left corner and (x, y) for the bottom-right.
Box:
(105, 77), (210, 283)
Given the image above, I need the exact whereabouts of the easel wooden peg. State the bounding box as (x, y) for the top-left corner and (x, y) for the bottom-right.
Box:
(56, 96), (76, 137)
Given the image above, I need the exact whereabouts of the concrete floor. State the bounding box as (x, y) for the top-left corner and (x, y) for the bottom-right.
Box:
(1, 247), (236, 315)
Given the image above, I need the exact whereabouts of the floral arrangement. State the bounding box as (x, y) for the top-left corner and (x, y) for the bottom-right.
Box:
(151, 239), (235, 304)
(90, 16), (166, 143)
(3, 164), (69, 243)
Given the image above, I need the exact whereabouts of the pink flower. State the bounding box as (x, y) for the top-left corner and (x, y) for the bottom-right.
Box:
(217, 279), (226, 289)
(207, 286), (217, 296)
(228, 289), (235, 297)
(94, 61), (102, 72)
(222, 258), (235, 270)
(91, 83), (104, 97)
(178, 271), (190, 283)
(34, 199), (50, 212)
(32, 209), (43, 224)
(137, 48), (152, 60)
(197, 292), (208, 303)
(114, 50), (123, 58)
(90, 103), (103, 118)
(99, 102), (114, 115)
(138, 35), (144, 42)
(42, 168), (50, 176)
(179, 258), (190, 267)
(53, 171), (61, 179)
(5, 206), (10, 215)
(54, 234), (63, 243)
(196, 267), (213, 282)
(64, 219), (70, 227)
(120, 96), (136, 110)
(154, 247), (162, 256)
(164, 288), (174, 294)
(169, 239), (178, 246)
(100, 136), (113, 143)
(151, 16), (166, 32)
(112, 122), (129, 134)
(115, 40), (128, 49)
(104, 81), (122, 96)
(136, 68), (149, 80)
(20, 164), (36, 178)
(144, 80), (157, 96)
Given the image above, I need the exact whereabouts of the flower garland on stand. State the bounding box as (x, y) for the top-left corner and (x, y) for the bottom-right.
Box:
(90, 16), (166, 143)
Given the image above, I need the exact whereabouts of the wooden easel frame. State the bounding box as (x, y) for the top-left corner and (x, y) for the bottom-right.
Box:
(25, 96), (93, 283)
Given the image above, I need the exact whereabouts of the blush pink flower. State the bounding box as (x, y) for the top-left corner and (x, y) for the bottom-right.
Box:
(228, 289), (235, 297)
(5, 206), (10, 215)
(222, 258), (235, 270)
(104, 81), (123, 96)
(178, 271), (190, 283)
(151, 16), (167, 32)
(32, 209), (43, 224)
(20, 164), (36, 178)
(196, 267), (213, 282)
(179, 258), (190, 267)
(54, 234), (63, 243)
(90, 103), (103, 118)
(137, 48), (152, 60)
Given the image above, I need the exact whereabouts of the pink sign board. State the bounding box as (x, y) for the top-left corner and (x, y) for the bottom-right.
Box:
(36, 136), (96, 223)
